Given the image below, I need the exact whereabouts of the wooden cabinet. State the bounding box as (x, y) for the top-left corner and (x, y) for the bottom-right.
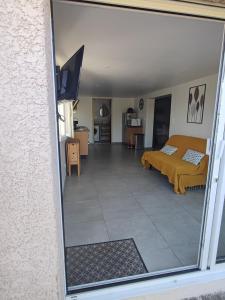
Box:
(74, 130), (89, 156)
(123, 127), (143, 145)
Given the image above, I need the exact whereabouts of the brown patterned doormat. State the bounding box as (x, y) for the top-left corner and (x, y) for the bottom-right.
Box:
(66, 238), (148, 287)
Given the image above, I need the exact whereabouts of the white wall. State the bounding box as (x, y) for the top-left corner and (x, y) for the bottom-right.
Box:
(134, 98), (155, 148)
(111, 98), (135, 143)
(137, 73), (218, 147)
(74, 97), (93, 143)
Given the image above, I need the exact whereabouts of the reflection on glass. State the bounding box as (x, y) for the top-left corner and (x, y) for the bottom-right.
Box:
(99, 104), (109, 117)
(217, 204), (225, 262)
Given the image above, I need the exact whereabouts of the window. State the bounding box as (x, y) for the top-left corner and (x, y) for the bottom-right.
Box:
(58, 102), (65, 139)
(58, 102), (73, 139)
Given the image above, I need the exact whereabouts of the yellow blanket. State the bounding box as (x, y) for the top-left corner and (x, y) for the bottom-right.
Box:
(141, 135), (209, 194)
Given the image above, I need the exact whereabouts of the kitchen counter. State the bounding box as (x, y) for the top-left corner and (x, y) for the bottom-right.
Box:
(125, 126), (143, 128)
(122, 126), (144, 145)
(74, 126), (89, 132)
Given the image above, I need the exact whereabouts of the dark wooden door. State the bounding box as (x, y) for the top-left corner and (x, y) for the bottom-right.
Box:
(153, 95), (171, 149)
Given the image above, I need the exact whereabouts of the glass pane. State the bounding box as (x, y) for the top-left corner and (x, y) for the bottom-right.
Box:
(217, 203), (225, 262)
(53, 1), (224, 291)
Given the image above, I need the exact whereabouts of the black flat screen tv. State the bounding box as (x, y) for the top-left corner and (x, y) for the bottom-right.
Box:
(57, 45), (84, 101)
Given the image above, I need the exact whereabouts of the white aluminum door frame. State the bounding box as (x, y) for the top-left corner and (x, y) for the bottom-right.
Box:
(199, 24), (225, 271)
(207, 41), (225, 268)
(209, 142), (225, 270)
(52, 1), (225, 297)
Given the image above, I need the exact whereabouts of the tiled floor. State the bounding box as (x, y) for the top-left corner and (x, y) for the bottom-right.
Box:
(63, 144), (205, 273)
(217, 206), (225, 260)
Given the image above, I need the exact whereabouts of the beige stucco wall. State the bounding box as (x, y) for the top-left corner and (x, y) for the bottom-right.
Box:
(0, 1), (65, 299)
(128, 278), (225, 300)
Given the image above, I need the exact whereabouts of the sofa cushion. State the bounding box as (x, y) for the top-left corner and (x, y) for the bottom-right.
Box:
(160, 145), (177, 155)
(182, 149), (205, 165)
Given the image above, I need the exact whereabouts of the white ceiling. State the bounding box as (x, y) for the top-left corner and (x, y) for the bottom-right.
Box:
(53, 1), (224, 98)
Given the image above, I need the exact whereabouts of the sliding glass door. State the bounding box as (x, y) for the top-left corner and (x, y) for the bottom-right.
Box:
(52, 0), (225, 293)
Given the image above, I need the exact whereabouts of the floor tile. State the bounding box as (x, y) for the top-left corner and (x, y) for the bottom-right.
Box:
(105, 215), (168, 250)
(136, 193), (186, 216)
(170, 243), (199, 266)
(99, 194), (139, 208)
(102, 206), (147, 222)
(64, 200), (104, 223)
(140, 247), (182, 272)
(64, 186), (99, 203)
(151, 210), (201, 247)
(64, 220), (109, 247)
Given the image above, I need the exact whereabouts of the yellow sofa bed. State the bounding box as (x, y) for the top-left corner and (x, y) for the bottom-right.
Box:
(141, 135), (209, 194)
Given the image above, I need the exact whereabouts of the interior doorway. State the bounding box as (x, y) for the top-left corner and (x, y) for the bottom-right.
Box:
(153, 95), (171, 149)
(93, 98), (112, 144)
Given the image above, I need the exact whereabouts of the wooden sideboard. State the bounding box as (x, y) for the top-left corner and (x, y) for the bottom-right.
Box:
(123, 127), (143, 145)
(74, 130), (89, 156)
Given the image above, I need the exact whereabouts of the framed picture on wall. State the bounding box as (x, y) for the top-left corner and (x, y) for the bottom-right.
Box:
(187, 84), (206, 124)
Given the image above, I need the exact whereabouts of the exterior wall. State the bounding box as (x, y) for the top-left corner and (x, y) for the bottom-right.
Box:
(0, 1), (65, 299)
